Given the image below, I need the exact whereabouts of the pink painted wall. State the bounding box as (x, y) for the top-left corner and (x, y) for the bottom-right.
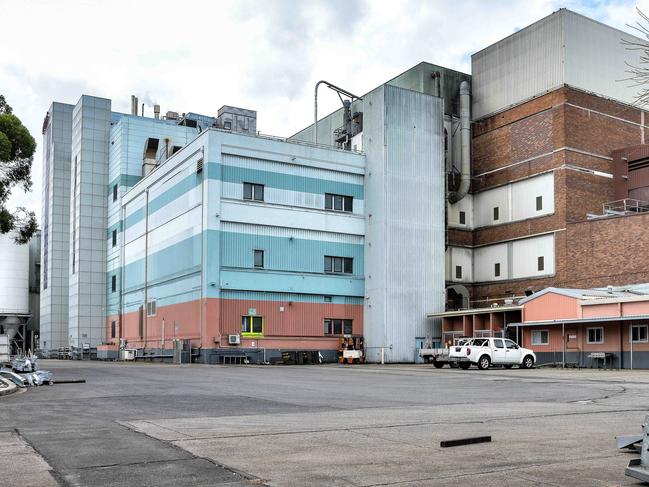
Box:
(523, 292), (579, 321)
(581, 303), (619, 319)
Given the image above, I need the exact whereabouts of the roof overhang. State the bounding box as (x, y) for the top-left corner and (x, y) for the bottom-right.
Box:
(510, 314), (649, 327)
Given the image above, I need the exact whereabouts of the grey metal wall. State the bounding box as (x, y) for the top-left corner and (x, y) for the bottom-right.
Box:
(363, 85), (445, 363)
(472, 9), (644, 120)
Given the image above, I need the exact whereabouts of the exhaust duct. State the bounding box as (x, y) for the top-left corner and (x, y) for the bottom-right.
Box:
(448, 81), (471, 203)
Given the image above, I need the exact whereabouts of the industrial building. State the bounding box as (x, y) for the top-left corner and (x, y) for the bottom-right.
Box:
(38, 8), (649, 364)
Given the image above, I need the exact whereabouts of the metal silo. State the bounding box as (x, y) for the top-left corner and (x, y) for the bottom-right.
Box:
(0, 234), (30, 344)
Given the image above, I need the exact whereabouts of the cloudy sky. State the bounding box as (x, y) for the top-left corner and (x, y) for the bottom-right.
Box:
(1, 0), (648, 221)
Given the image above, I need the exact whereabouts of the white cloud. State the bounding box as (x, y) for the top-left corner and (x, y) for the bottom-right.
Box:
(0, 0), (643, 222)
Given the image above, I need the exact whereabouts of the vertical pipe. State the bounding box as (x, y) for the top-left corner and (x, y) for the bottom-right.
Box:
(143, 189), (149, 350)
(562, 322), (565, 369)
(630, 322), (634, 370)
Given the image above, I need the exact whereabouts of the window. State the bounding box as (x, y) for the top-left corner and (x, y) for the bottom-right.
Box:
(531, 330), (549, 345)
(112, 229), (117, 248)
(587, 327), (604, 344)
(494, 339), (504, 348)
(324, 319), (353, 335)
(113, 184), (118, 202)
(324, 256), (353, 274)
(459, 211), (466, 225)
(111, 320), (116, 339)
(493, 207), (499, 221)
(254, 249), (264, 268)
(146, 300), (156, 317)
(455, 265), (462, 279)
(325, 193), (353, 212)
(536, 195), (543, 211)
(324, 296), (332, 303)
(632, 325), (648, 343)
(505, 339), (519, 349)
(138, 305), (143, 337)
(111, 275), (116, 293)
(243, 182), (264, 201)
(242, 315), (263, 335)
(494, 263), (501, 277)
(537, 256), (545, 272)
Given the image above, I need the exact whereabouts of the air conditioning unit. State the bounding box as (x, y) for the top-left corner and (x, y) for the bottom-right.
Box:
(228, 334), (241, 345)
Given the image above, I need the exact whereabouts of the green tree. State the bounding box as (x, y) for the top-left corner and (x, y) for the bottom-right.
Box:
(0, 95), (37, 244)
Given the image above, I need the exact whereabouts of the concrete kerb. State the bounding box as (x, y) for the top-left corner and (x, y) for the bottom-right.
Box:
(0, 378), (17, 397)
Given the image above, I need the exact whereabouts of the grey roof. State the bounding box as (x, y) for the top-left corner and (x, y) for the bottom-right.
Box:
(517, 286), (647, 305)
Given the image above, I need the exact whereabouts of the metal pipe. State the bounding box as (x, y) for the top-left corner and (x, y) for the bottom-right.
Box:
(448, 81), (471, 203)
(562, 322), (565, 369)
(314, 80), (362, 144)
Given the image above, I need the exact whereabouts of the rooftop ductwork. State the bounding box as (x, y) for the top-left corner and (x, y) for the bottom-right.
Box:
(448, 80), (471, 204)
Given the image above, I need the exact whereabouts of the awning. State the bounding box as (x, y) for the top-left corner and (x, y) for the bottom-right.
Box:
(509, 314), (649, 327)
(427, 306), (522, 319)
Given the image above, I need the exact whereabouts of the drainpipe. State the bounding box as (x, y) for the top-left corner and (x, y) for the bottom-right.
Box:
(448, 81), (471, 204)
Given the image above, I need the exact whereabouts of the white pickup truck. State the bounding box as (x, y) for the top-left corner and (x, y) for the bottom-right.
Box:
(448, 337), (536, 370)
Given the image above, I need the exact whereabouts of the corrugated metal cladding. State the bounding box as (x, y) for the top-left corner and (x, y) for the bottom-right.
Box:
(363, 85), (446, 363)
(472, 9), (644, 120)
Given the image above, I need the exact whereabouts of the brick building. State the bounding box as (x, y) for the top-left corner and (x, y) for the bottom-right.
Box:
(445, 9), (649, 309)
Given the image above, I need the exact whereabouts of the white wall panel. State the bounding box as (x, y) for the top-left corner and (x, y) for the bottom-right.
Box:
(474, 185), (509, 227)
(147, 206), (202, 256)
(511, 172), (554, 220)
(474, 244), (508, 282)
(448, 195), (473, 228)
(511, 234), (555, 279)
(446, 247), (473, 283)
(221, 221), (363, 245)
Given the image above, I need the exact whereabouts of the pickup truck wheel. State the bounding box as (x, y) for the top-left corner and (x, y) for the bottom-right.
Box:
(521, 355), (535, 369)
(477, 355), (491, 370)
(432, 361), (444, 369)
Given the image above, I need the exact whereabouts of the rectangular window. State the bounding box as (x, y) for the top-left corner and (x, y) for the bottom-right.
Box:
(146, 300), (156, 317)
(587, 327), (604, 344)
(531, 330), (549, 345)
(112, 229), (117, 248)
(113, 184), (118, 202)
(493, 207), (499, 221)
(111, 275), (116, 292)
(138, 305), (143, 338)
(324, 319), (353, 336)
(324, 296), (332, 303)
(111, 320), (116, 339)
(254, 249), (264, 268)
(632, 325), (648, 343)
(459, 211), (466, 225)
(494, 262), (501, 277)
(325, 193), (353, 212)
(536, 195), (543, 211)
(243, 182), (264, 201)
(537, 256), (545, 271)
(455, 265), (462, 279)
(242, 315), (263, 335)
(324, 256), (353, 274)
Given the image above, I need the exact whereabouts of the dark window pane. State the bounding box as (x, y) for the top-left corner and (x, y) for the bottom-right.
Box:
(254, 184), (264, 201)
(112, 230), (117, 247)
(325, 194), (333, 209)
(241, 316), (250, 333)
(334, 195), (343, 211)
(538, 256), (544, 271)
(459, 211), (466, 225)
(111, 321), (116, 339)
(344, 196), (353, 212)
(333, 319), (342, 335)
(324, 319), (332, 335)
(254, 249), (264, 268)
(455, 266), (462, 279)
(324, 296), (332, 303)
(494, 263), (500, 277)
(252, 317), (263, 333)
(536, 195), (543, 211)
(493, 207), (499, 220)
(494, 339), (504, 348)
(334, 257), (343, 273)
(111, 275), (116, 292)
(343, 320), (353, 335)
(324, 256), (332, 272)
(113, 184), (117, 202)
(243, 183), (253, 200)
(343, 258), (353, 274)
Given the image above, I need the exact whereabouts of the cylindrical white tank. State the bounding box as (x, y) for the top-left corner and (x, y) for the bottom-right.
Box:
(0, 234), (29, 315)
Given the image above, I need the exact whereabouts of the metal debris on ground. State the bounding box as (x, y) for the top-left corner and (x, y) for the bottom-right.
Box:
(624, 414), (649, 482)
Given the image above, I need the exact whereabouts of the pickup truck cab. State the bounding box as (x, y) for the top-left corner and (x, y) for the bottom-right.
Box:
(448, 337), (535, 370)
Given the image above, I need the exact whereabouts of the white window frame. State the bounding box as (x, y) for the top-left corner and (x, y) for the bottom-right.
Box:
(531, 329), (549, 346)
(632, 324), (648, 343)
(586, 327), (604, 344)
(146, 300), (157, 317)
